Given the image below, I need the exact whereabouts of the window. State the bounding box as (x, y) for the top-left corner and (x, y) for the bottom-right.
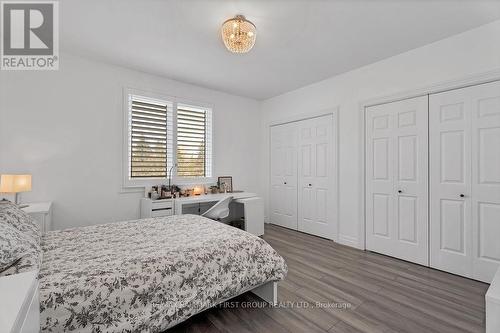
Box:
(128, 95), (173, 179)
(176, 104), (212, 178)
(124, 90), (212, 186)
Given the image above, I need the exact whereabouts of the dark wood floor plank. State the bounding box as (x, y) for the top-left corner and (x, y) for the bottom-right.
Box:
(377, 287), (484, 331)
(167, 312), (223, 333)
(355, 300), (447, 333)
(226, 298), (290, 333)
(204, 305), (256, 333)
(278, 284), (339, 331)
(406, 264), (488, 292)
(328, 320), (371, 333)
(166, 224), (488, 333)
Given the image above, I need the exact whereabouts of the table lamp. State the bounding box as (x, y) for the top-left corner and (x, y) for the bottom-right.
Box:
(0, 174), (32, 206)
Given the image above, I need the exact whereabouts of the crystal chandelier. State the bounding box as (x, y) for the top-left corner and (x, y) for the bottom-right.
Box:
(221, 15), (256, 54)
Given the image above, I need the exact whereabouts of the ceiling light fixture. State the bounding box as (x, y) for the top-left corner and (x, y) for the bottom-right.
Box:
(221, 15), (256, 54)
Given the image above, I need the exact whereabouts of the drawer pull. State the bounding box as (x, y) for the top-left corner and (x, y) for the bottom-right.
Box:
(152, 207), (172, 212)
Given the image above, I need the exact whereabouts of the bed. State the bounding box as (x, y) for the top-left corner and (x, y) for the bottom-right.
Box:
(0, 203), (287, 332)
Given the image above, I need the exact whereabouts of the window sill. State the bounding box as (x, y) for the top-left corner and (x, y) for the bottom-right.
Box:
(122, 177), (216, 191)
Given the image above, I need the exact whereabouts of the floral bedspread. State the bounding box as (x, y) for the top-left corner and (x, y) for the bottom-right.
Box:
(39, 215), (287, 332)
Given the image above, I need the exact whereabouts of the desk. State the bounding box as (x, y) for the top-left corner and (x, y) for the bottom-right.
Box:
(173, 192), (257, 215)
(173, 192), (264, 236)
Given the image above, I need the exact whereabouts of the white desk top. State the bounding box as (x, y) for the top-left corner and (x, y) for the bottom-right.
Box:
(174, 192), (257, 204)
(0, 270), (38, 332)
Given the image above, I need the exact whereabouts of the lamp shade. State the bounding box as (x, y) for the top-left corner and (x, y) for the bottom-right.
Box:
(0, 174), (32, 193)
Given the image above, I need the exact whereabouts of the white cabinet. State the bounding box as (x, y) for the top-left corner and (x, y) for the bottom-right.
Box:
(270, 113), (337, 240)
(365, 80), (500, 283)
(140, 198), (173, 218)
(365, 96), (429, 265)
(430, 80), (500, 283)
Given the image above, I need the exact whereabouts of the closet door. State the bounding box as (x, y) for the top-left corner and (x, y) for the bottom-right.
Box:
(297, 114), (334, 239)
(366, 96), (428, 265)
(270, 122), (298, 229)
(471, 81), (500, 282)
(430, 80), (500, 282)
(429, 88), (473, 278)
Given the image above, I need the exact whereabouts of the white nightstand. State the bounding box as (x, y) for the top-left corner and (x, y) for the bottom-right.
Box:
(0, 270), (39, 333)
(22, 202), (53, 234)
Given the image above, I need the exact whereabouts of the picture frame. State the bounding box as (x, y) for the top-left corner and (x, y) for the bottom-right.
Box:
(218, 176), (233, 192)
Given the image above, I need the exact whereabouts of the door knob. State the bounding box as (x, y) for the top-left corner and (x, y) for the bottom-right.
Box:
(308, 184), (312, 187)
(284, 182), (287, 185)
(460, 194), (465, 198)
(398, 190), (403, 193)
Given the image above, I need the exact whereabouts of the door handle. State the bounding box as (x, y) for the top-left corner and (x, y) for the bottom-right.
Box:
(308, 184), (312, 187)
(284, 182), (287, 185)
(398, 190), (403, 193)
(460, 194), (465, 198)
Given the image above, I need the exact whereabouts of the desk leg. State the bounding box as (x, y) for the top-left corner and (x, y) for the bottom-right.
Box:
(174, 202), (182, 215)
(244, 198), (265, 236)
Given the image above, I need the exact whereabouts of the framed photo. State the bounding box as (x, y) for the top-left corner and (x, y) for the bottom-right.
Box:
(218, 176), (233, 192)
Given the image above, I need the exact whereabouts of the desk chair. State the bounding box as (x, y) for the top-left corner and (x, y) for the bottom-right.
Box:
(202, 196), (233, 221)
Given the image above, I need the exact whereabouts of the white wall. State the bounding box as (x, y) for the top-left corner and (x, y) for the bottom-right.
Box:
(1, 20), (499, 240)
(260, 20), (500, 248)
(0, 53), (261, 229)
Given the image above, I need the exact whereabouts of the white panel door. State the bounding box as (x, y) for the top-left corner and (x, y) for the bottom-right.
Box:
(471, 81), (500, 282)
(297, 114), (335, 239)
(429, 88), (473, 278)
(430, 80), (500, 282)
(366, 96), (428, 265)
(270, 122), (298, 229)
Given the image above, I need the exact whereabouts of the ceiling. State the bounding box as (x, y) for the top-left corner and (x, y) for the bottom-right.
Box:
(60, 0), (500, 100)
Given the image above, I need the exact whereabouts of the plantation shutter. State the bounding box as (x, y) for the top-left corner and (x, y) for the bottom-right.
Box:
(129, 96), (170, 178)
(176, 105), (211, 177)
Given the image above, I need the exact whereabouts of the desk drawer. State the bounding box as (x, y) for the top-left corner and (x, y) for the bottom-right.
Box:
(151, 201), (172, 210)
(151, 208), (173, 217)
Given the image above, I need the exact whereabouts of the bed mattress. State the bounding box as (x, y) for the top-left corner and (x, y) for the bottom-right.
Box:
(38, 214), (287, 332)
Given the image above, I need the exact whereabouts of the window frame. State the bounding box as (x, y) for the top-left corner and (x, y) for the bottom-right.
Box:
(122, 88), (215, 188)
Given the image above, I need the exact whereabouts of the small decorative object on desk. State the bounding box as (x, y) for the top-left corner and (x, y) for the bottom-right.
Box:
(193, 186), (203, 196)
(218, 176), (233, 193)
(147, 185), (173, 200)
(151, 190), (160, 200)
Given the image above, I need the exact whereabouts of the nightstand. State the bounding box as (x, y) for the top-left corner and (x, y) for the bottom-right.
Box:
(22, 202), (53, 234)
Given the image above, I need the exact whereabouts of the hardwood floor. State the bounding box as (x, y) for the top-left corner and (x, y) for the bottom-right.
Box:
(168, 224), (489, 333)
